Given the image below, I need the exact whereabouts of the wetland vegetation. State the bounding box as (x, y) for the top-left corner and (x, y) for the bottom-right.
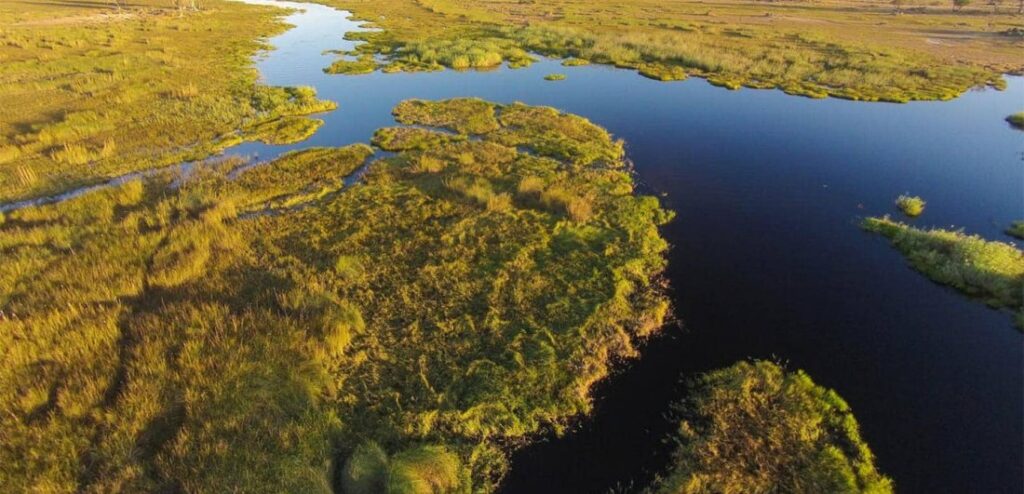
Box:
(322, 0), (1022, 101)
(1, 0), (1021, 491)
(0, 0), (340, 204)
(863, 216), (1024, 328)
(895, 194), (926, 217)
(648, 361), (892, 494)
(0, 99), (675, 492)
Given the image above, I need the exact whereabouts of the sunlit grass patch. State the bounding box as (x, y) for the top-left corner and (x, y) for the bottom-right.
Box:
(863, 215), (1024, 327)
(392, 98), (500, 134)
(324, 54), (377, 74)
(649, 361), (893, 494)
(895, 194), (926, 217)
(243, 116), (324, 145)
(371, 126), (467, 151)
(638, 63), (687, 81)
(0, 1), (337, 203)
(0, 98), (671, 491)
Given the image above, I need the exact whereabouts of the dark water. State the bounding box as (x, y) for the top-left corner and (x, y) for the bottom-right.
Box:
(244, 2), (1024, 491)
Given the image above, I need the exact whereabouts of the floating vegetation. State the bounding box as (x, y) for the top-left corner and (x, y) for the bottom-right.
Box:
(638, 63), (687, 81)
(1007, 112), (1024, 130)
(544, 73), (567, 81)
(648, 361), (893, 494)
(863, 216), (1024, 328)
(324, 54), (377, 74)
(895, 194), (926, 217)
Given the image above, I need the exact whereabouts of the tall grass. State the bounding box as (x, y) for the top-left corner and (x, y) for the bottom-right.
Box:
(648, 361), (893, 494)
(863, 215), (1024, 327)
(0, 99), (672, 491)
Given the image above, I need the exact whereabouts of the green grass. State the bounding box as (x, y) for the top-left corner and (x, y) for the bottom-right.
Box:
(322, 0), (1020, 102)
(243, 116), (325, 145)
(895, 194), (926, 217)
(324, 53), (378, 74)
(392, 98), (501, 134)
(1007, 112), (1024, 130)
(638, 63), (689, 81)
(0, 99), (672, 492)
(863, 216), (1024, 328)
(0, 0), (336, 204)
(648, 361), (893, 494)
(561, 57), (590, 67)
(544, 73), (567, 81)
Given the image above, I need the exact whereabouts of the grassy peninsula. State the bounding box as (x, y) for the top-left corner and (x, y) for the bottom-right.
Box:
(0, 99), (673, 492)
(322, 0), (1022, 102)
(863, 216), (1024, 328)
(0, 0), (335, 204)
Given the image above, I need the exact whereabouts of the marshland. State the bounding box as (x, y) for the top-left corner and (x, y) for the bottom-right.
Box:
(0, 0), (1022, 493)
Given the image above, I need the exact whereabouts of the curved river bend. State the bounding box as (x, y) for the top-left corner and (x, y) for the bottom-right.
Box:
(236, 1), (1024, 491)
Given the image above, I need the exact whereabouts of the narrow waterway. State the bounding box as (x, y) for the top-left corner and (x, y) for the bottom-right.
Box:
(46, 1), (1024, 491)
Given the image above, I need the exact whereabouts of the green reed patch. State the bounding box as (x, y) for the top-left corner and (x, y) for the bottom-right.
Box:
(648, 361), (893, 494)
(0, 99), (671, 492)
(863, 215), (1024, 328)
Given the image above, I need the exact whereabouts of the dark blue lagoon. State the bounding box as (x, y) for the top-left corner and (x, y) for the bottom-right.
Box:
(232, 1), (1024, 492)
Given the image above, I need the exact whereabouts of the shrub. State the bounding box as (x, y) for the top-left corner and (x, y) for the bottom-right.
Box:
(895, 194), (925, 217)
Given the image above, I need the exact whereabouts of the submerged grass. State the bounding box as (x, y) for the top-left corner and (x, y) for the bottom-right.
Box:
(649, 361), (893, 494)
(0, 99), (672, 492)
(863, 215), (1024, 328)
